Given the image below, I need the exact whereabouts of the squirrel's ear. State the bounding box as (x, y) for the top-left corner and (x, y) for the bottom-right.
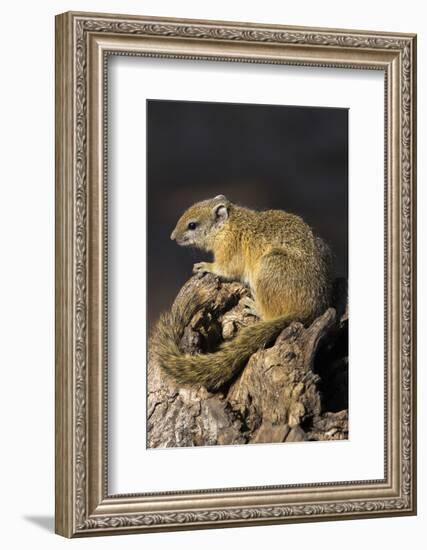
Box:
(213, 203), (228, 222)
(214, 194), (227, 202)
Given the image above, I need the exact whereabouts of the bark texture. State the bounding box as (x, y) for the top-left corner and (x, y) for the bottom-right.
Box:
(147, 273), (348, 448)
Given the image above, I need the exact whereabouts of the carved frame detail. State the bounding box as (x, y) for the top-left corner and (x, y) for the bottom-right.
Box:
(55, 11), (416, 537)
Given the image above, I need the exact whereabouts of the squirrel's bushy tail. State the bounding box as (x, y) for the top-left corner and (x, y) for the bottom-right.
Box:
(151, 307), (296, 391)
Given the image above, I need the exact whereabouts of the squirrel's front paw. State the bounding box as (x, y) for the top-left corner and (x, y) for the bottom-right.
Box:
(193, 262), (212, 276)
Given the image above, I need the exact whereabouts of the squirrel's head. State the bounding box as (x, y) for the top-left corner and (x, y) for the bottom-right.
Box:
(170, 195), (230, 251)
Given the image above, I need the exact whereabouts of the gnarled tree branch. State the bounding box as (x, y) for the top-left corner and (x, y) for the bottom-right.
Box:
(148, 273), (348, 448)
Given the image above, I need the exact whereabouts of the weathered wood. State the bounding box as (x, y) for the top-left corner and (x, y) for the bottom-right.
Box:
(147, 273), (348, 448)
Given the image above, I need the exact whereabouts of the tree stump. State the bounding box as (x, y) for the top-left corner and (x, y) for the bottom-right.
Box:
(147, 273), (348, 448)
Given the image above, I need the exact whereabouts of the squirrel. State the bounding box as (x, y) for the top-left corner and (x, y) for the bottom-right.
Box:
(152, 195), (332, 391)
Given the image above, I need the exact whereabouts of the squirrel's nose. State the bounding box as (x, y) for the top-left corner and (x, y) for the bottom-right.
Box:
(170, 230), (176, 241)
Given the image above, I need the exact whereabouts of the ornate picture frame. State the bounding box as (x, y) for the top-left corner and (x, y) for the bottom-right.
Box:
(55, 11), (417, 537)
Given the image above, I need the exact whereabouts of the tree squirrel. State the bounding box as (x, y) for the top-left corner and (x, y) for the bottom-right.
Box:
(152, 195), (332, 391)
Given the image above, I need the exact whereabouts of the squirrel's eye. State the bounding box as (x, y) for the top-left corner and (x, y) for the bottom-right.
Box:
(188, 222), (197, 230)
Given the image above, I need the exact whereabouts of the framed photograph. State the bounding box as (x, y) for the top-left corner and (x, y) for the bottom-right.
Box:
(55, 11), (417, 537)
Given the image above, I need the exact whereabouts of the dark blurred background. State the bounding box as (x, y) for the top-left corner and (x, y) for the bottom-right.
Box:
(147, 100), (348, 331)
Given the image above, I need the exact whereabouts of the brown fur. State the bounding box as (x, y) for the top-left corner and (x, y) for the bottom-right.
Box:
(152, 195), (332, 390)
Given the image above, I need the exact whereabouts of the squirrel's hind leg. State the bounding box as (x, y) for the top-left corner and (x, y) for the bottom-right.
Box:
(252, 249), (310, 322)
(240, 296), (260, 318)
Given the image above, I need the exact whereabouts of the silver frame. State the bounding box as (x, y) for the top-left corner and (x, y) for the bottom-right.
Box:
(55, 11), (417, 537)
